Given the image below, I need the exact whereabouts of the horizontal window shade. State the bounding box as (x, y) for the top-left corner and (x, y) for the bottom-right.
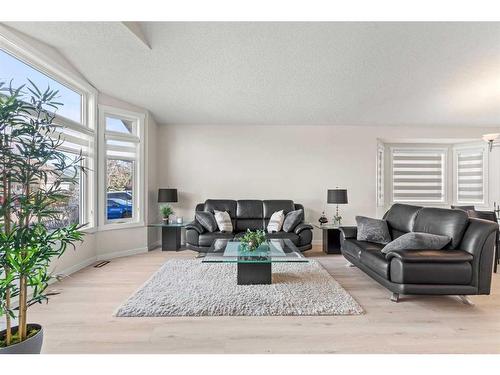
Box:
(392, 149), (445, 202)
(376, 147), (384, 206)
(105, 134), (138, 161)
(53, 128), (94, 157)
(457, 149), (484, 203)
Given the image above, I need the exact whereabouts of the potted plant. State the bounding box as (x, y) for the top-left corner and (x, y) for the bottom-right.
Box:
(240, 229), (267, 251)
(160, 205), (174, 223)
(0, 81), (85, 354)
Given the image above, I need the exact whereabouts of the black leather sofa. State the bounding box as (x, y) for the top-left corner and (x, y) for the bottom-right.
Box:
(185, 199), (313, 252)
(340, 203), (498, 303)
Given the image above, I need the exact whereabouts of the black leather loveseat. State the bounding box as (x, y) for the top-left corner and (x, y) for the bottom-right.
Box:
(185, 199), (313, 252)
(340, 204), (498, 303)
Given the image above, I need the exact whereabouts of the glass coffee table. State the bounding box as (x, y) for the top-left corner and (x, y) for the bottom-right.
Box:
(202, 238), (308, 285)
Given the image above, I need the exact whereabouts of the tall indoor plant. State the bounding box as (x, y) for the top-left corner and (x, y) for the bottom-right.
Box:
(0, 81), (85, 353)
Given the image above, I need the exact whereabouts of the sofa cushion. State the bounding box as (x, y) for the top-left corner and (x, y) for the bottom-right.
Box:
(341, 239), (384, 261)
(198, 231), (234, 247)
(263, 200), (295, 218)
(265, 231), (300, 245)
(267, 210), (285, 233)
(214, 210), (233, 233)
(381, 232), (451, 254)
(205, 199), (237, 218)
(356, 216), (391, 245)
(360, 250), (390, 279)
(235, 200), (265, 232)
(195, 211), (218, 232)
(383, 203), (421, 239)
(282, 209), (304, 232)
(236, 200), (263, 219)
(390, 258), (472, 284)
(413, 207), (469, 249)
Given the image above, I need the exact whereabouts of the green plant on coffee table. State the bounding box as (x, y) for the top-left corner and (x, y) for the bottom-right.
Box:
(240, 229), (267, 251)
(160, 205), (174, 220)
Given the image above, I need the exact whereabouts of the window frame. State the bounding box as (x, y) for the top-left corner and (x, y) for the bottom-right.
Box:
(388, 145), (450, 206)
(453, 143), (489, 206)
(98, 105), (145, 230)
(0, 26), (98, 231)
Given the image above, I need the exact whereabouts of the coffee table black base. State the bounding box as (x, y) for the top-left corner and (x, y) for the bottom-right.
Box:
(237, 262), (272, 285)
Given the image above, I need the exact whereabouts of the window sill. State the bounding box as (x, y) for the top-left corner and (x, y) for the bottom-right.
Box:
(98, 221), (145, 232)
(81, 226), (98, 234)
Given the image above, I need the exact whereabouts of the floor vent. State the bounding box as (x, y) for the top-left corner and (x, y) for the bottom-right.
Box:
(94, 260), (110, 268)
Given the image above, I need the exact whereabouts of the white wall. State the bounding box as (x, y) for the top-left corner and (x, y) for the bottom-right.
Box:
(157, 124), (500, 242)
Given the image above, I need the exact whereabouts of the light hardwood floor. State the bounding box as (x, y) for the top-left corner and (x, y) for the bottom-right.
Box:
(30, 246), (500, 354)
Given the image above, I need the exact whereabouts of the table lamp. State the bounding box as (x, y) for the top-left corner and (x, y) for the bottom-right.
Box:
(158, 188), (178, 223)
(327, 188), (348, 226)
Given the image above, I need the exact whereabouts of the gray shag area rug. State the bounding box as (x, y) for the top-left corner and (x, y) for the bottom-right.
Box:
(115, 259), (363, 317)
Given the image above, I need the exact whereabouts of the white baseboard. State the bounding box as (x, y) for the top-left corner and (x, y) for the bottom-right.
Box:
(53, 256), (97, 278)
(148, 240), (161, 251)
(96, 246), (148, 261)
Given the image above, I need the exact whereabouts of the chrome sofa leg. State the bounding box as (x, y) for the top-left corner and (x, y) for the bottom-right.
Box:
(345, 261), (355, 267)
(390, 292), (400, 302)
(458, 295), (474, 306)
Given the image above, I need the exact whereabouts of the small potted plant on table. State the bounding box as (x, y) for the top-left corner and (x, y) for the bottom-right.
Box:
(160, 205), (174, 224)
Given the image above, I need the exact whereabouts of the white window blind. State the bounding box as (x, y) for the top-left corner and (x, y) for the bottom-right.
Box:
(456, 148), (485, 204)
(376, 144), (384, 207)
(392, 149), (446, 203)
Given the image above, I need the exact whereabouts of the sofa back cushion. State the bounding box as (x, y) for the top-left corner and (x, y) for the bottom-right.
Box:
(263, 200), (296, 227)
(413, 207), (469, 249)
(204, 199), (237, 228)
(383, 203), (421, 239)
(236, 200), (264, 232)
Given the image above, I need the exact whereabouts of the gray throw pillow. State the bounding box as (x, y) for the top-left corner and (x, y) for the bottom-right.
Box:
(356, 216), (391, 245)
(195, 211), (218, 232)
(381, 232), (451, 254)
(282, 209), (304, 232)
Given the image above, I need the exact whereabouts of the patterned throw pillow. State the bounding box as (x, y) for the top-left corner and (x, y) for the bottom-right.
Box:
(195, 211), (218, 232)
(282, 209), (304, 232)
(214, 210), (233, 233)
(267, 210), (285, 233)
(356, 216), (391, 245)
(381, 232), (450, 254)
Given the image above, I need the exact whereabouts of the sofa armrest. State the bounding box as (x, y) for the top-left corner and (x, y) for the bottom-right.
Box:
(185, 220), (205, 234)
(385, 249), (473, 263)
(339, 226), (357, 239)
(294, 223), (313, 234)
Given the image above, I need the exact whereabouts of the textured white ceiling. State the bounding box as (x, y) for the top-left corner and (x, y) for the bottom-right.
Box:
(4, 22), (500, 126)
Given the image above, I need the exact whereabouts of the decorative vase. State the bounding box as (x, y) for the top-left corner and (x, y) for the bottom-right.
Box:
(0, 324), (44, 354)
(319, 212), (328, 225)
(162, 217), (169, 224)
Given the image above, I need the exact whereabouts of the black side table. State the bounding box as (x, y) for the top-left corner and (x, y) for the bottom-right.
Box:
(313, 224), (343, 254)
(148, 223), (186, 251)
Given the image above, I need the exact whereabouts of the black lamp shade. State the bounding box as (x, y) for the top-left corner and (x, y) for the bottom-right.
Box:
(158, 188), (178, 203)
(327, 189), (348, 204)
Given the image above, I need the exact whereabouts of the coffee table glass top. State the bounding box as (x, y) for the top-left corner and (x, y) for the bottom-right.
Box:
(202, 239), (308, 263)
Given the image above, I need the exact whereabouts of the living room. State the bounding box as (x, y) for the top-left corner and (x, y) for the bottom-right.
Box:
(1, 0), (500, 372)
